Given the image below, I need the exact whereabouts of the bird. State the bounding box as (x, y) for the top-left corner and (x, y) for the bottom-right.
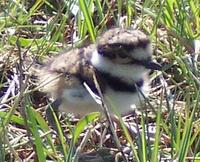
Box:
(37, 28), (161, 117)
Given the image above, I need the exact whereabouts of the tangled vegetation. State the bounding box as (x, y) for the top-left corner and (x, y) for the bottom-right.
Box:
(0, 0), (199, 161)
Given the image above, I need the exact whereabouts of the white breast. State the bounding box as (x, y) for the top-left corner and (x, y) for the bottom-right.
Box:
(59, 81), (149, 116)
(59, 88), (101, 115)
(104, 85), (148, 115)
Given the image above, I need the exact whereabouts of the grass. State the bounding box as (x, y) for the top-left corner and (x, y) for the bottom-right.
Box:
(0, 0), (200, 161)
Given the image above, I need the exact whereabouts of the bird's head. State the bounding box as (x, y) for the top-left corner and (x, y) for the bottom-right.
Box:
(91, 28), (161, 81)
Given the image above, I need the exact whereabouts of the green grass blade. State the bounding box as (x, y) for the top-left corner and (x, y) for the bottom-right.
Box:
(177, 92), (199, 161)
(30, 108), (58, 156)
(26, 105), (46, 162)
(50, 106), (69, 159)
(95, 0), (104, 22)
(79, 0), (96, 42)
(151, 103), (162, 162)
(138, 113), (147, 162)
(0, 111), (24, 125)
(72, 112), (100, 144)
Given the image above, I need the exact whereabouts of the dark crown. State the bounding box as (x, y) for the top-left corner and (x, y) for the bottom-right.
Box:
(97, 28), (150, 60)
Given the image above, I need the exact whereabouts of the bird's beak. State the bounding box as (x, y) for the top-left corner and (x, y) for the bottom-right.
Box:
(145, 61), (162, 70)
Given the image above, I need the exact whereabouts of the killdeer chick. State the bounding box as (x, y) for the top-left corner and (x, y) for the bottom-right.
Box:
(37, 28), (161, 116)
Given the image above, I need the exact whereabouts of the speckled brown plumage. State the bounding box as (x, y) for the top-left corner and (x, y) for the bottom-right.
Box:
(37, 45), (100, 97)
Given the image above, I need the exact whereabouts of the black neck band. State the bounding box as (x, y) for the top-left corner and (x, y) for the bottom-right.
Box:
(95, 69), (144, 93)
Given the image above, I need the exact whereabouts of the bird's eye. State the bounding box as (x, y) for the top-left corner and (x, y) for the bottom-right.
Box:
(108, 45), (128, 59)
(109, 43), (122, 49)
(118, 52), (128, 58)
(97, 45), (116, 59)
